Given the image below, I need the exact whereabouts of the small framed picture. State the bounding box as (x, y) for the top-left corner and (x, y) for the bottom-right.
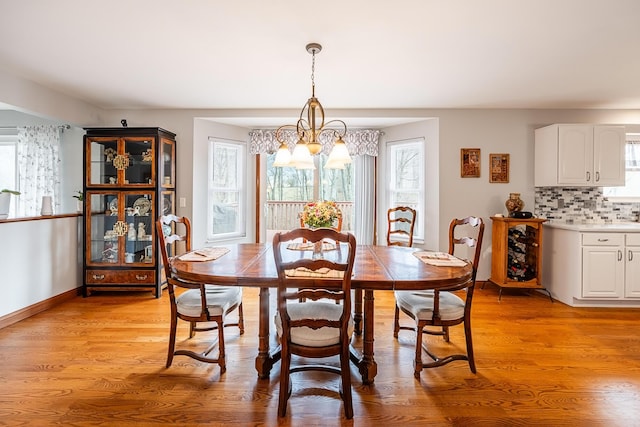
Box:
(489, 153), (510, 183)
(460, 148), (481, 178)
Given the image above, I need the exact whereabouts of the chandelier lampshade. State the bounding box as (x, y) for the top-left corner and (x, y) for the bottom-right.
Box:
(274, 43), (352, 170)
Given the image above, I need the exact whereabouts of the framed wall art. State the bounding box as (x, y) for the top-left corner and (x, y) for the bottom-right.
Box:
(489, 153), (510, 183)
(460, 148), (481, 178)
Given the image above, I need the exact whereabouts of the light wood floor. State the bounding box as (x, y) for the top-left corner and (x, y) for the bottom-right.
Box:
(1, 284), (640, 426)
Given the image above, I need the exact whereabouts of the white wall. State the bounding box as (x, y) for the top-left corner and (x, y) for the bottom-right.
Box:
(3, 70), (640, 286)
(0, 216), (81, 317)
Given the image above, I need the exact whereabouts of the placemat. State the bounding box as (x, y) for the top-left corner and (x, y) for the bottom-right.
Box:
(286, 242), (337, 252)
(412, 251), (468, 267)
(285, 267), (345, 278)
(179, 247), (230, 262)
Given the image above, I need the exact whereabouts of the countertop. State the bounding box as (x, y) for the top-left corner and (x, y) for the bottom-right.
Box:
(544, 221), (640, 232)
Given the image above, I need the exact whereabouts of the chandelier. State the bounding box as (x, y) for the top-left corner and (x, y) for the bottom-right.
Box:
(273, 43), (352, 170)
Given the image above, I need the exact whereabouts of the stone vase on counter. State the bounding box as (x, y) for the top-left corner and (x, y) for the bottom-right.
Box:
(505, 192), (524, 216)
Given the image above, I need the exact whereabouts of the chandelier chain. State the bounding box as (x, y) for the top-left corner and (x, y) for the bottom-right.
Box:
(310, 50), (316, 96)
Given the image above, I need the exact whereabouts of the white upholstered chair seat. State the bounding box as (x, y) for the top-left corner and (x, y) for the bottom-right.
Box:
(275, 301), (354, 347)
(176, 285), (242, 318)
(394, 290), (465, 321)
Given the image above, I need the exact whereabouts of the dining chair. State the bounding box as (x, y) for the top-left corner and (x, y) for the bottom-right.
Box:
(393, 216), (484, 378)
(156, 214), (244, 373)
(272, 227), (356, 419)
(387, 206), (417, 247)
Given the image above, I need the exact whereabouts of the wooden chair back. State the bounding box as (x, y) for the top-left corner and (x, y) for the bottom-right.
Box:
(387, 206), (416, 246)
(448, 216), (485, 284)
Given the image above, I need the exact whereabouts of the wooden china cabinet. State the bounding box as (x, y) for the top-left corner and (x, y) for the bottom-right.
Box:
(82, 127), (176, 297)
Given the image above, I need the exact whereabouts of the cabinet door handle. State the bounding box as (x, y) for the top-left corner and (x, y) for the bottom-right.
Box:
(135, 274), (148, 281)
(586, 171), (591, 182)
(595, 171), (600, 182)
(618, 250), (622, 261)
(597, 238), (609, 242)
(630, 250), (634, 262)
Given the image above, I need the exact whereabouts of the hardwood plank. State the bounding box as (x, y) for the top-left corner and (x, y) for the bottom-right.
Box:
(1, 285), (639, 425)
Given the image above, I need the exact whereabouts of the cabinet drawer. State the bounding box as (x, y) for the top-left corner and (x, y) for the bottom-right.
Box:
(626, 233), (640, 246)
(582, 233), (624, 246)
(86, 269), (156, 284)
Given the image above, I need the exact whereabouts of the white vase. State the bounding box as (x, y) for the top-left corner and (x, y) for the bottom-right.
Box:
(0, 192), (11, 219)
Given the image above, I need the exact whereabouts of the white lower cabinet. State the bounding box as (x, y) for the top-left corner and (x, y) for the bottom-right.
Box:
(544, 226), (640, 307)
(582, 233), (625, 298)
(626, 233), (640, 298)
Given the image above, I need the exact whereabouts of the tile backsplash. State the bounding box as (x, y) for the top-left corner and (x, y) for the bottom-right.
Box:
(535, 187), (640, 223)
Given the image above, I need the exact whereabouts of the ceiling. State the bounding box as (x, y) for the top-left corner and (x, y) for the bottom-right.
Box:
(1, 0), (640, 128)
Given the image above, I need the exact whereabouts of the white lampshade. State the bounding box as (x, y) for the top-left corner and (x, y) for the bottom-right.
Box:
(273, 143), (292, 167)
(324, 138), (351, 169)
(292, 141), (316, 169)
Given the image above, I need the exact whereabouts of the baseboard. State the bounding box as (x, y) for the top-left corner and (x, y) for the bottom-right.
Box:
(0, 288), (81, 329)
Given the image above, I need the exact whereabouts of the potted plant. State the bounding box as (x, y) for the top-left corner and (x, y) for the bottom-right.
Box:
(73, 190), (84, 213)
(0, 189), (20, 219)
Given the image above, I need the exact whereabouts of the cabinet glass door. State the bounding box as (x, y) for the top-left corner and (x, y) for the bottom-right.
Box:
(88, 138), (119, 186)
(123, 137), (154, 185)
(161, 137), (175, 187)
(88, 191), (121, 265)
(123, 192), (154, 264)
(88, 191), (154, 265)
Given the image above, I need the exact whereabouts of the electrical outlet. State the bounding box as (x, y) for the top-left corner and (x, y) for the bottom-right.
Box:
(179, 197), (186, 208)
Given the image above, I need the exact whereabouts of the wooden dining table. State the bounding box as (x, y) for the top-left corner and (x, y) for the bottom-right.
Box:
(170, 243), (473, 384)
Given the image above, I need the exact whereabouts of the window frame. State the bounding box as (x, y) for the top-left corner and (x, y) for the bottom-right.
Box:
(386, 138), (425, 241)
(0, 134), (19, 217)
(603, 134), (640, 202)
(207, 138), (247, 241)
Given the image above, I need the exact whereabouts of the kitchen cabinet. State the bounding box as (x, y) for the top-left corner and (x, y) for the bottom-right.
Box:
(83, 127), (176, 297)
(534, 124), (626, 187)
(488, 217), (552, 300)
(543, 223), (640, 307)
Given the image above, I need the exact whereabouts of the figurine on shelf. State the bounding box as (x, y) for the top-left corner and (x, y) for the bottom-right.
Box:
(104, 147), (116, 162)
(127, 223), (136, 241)
(137, 222), (146, 240)
(142, 148), (153, 162)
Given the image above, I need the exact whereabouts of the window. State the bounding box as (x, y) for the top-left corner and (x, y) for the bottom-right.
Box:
(603, 135), (640, 200)
(387, 138), (425, 239)
(265, 154), (354, 233)
(0, 132), (18, 217)
(208, 138), (246, 240)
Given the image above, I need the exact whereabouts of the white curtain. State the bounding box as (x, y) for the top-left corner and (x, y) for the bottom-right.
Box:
(353, 154), (376, 244)
(17, 125), (61, 216)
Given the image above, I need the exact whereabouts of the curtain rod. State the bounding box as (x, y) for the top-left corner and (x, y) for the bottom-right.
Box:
(0, 124), (71, 131)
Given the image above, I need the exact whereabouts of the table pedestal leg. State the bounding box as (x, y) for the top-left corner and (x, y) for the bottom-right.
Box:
(353, 289), (363, 335)
(255, 287), (276, 378)
(357, 289), (377, 384)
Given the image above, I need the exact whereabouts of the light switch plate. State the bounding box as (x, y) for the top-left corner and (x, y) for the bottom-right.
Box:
(179, 197), (186, 208)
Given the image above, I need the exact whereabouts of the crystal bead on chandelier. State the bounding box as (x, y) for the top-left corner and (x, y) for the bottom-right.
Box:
(273, 43), (352, 170)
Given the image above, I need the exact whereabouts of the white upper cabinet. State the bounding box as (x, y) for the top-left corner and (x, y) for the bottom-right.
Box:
(534, 124), (626, 187)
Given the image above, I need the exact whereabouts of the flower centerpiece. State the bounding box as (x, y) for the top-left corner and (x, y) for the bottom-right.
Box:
(301, 200), (341, 229)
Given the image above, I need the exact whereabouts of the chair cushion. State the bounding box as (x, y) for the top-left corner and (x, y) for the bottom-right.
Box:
(274, 301), (354, 347)
(176, 285), (242, 318)
(394, 290), (465, 321)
